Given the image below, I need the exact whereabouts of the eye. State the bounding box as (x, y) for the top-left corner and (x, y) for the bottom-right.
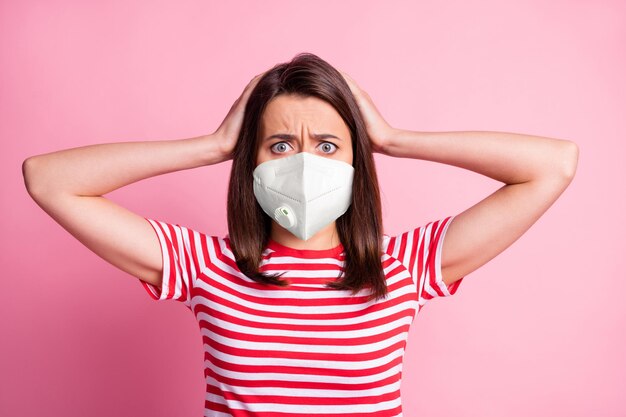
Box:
(318, 142), (338, 154)
(270, 141), (293, 154)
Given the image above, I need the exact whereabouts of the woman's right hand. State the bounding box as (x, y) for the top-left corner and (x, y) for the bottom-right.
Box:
(212, 71), (266, 160)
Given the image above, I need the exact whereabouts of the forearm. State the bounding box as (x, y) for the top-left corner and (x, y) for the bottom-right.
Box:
(23, 133), (227, 198)
(382, 129), (578, 184)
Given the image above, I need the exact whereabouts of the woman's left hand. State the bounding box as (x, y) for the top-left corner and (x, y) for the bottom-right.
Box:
(339, 69), (396, 154)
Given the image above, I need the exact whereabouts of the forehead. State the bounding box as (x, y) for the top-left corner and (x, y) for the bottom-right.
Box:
(260, 94), (349, 134)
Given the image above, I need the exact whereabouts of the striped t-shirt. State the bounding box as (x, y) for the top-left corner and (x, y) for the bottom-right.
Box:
(139, 215), (464, 417)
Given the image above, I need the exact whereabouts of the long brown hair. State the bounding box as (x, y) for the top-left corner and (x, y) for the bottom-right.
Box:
(226, 52), (388, 301)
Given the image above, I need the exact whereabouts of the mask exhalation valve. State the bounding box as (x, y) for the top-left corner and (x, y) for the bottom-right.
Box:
(274, 205), (297, 229)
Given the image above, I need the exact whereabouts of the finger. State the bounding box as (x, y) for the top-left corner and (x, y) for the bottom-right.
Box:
(338, 68), (357, 86)
(242, 73), (263, 96)
(245, 71), (266, 91)
(338, 70), (359, 96)
(338, 68), (354, 83)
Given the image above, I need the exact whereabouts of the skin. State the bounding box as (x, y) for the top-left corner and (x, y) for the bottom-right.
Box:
(337, 69), (578, 288)
(22, 68), (578, 293)
(255, 94), (353, 251)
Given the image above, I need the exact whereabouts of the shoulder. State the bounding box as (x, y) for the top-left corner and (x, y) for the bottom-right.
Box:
(380, 232), (403, 265)
(206, 234), (234, 259)
(381, 233), (392, 255)
(162, 221), (233, 262)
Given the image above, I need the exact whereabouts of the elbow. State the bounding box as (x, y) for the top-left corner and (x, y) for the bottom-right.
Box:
(22, 157), (34, 192)
(22, 156), (43, 198)
(560, 140), (579, 181)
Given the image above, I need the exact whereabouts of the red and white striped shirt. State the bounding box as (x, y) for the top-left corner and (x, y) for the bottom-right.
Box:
(139, 215), (464, 417)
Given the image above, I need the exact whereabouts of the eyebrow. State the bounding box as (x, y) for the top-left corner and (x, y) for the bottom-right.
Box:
(264, 133), (342, 141)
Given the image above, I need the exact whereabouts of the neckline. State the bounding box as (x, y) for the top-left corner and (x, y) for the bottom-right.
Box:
(266, 238), (345, 259)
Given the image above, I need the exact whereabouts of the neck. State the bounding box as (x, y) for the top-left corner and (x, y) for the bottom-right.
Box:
(270, 221), (342, 250)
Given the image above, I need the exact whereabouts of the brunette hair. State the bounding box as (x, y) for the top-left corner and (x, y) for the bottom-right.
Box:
(226, 52), (388, 301)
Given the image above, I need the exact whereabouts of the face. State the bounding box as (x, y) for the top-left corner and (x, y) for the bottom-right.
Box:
(255, 94), (353, 167)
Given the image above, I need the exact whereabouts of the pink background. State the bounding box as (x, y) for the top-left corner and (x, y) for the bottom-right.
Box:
(2, 1), (624, 416)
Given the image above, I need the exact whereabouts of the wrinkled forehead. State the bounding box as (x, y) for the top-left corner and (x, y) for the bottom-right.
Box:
(258, 94), (350, 139)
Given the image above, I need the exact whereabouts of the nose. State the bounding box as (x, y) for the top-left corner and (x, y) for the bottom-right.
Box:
(299, 143), (316, 154)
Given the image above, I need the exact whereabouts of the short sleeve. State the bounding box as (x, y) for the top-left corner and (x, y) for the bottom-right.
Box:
(385, 215), (464, 306)
(139, 217), (206, 309)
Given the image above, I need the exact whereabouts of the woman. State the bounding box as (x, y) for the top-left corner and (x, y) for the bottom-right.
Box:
(23, 52), (578, 416)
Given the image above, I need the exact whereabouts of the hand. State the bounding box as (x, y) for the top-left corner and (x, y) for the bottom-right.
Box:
(212, 71), (266, 160)
(338, 69), (395, 154)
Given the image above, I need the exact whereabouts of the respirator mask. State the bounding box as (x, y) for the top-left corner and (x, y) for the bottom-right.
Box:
(252, 152), (354, 241)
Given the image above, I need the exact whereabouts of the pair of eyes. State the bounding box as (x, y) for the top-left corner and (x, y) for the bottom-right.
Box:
(270, 141), (338, 154)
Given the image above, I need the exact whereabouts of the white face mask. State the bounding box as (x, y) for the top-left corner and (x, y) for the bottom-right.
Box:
(253, 152), (354, 241)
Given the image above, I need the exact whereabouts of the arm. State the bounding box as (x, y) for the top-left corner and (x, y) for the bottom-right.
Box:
(382, 129), (579, 286)
(22, 134), (228, 287)
(337, 69), (579, 287)
(22, 72), (265, 289)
